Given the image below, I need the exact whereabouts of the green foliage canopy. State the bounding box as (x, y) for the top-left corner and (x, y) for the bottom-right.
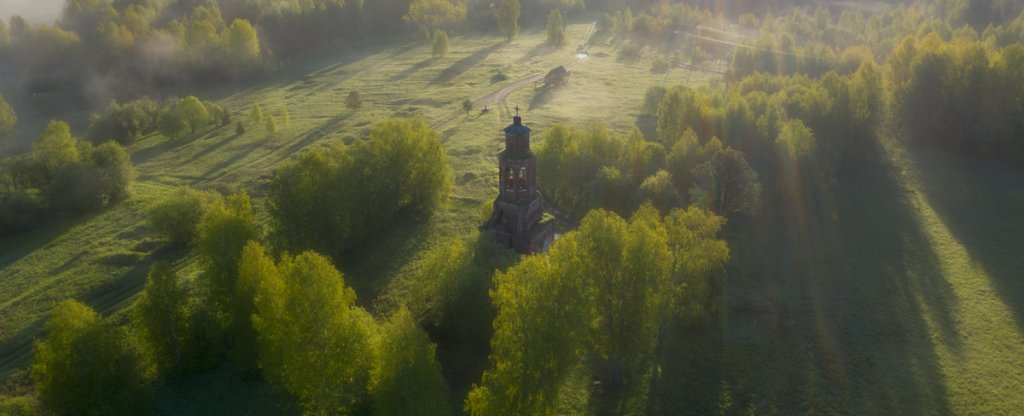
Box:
(547, 8), (565, 45)
(495, 0), (521, 39)
(404, 0), (467, 38)
(370, 308), (450, 416)
(251, 250), (376, 415)
(432, 29), (449, 57)
(146, 187), (223, 246)
(195, 191), (260, 317)
(0, 94), (16, 139)
(469, 207), (728, 414)
(32, 300), (150, 416)
(269, 117), (451, 260)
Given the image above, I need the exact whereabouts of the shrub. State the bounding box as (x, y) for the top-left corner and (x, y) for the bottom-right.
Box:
(85, 98), (159, 145)
(146, 187), (223, 246)
(432, 29), (448, 57)
(651, 56), (671, 73)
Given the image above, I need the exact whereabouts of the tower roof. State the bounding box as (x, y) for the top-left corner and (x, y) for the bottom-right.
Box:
(504, 114), (530, 135)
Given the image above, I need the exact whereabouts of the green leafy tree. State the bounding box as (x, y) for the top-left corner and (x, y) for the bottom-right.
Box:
(248, 104), (264, 125)
(469, 208), (679, 414)
(346, 91), (362, 110)
(432, 29), (449, 57)
(589, 166), (629, 214)
(269, 117), (451, 260)
(268, 143), (352, 258)
(98, 21), (134, 52)
(28, 122), (132, 213)
(546, 9), (565, 45)
(87, 141), (133, 205)
(775, 118), (817, 166)
(404, 0), (467, 39)
(195, 191), (259, 316)
(265, 115), (277, 134)
(0, 395), (39, 415)
(252, 251), (376, 415)
(33, 120), (80, 180)
(620, 128), (666, 187)
(204, 101), (225, 127)
(633, 170), (682, 213)
(370, 308), (450, 416)
(0, 94), (16, 139)
(358, 117), (452, 218)
(158, 106), (187, 139)
(581, 207), (673, 397)
(689, 148), (761, 217)
(61, 0), (117, 41)
(233, 241), (276, 369)
(32, 300), (150, 416)
(0, 20), (10, 47)
(146, 187), (223, 246)
(86, 98), (159, 145)
(663, 207), (730, 322)
(219, 19), (261, 67)
(466, 252), (587, 416)
(134, 262), (191, 375)
(666, 128), (701, 192)
(495, 0), (521, 40)
(177, 96), (211, 134)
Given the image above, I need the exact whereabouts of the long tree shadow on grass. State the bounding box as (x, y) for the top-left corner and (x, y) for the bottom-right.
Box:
(529, 87), (557, 110)
(644, 157), (957, 414)
(520, 42), (560, 61)
(0, 244), (184, 381)
(907, 146), (1024, 330)
(432, 42), (505, 85)
(132, 127), (227, 167)
(390, 57), (435, 82)
(196, 113), (352, 182)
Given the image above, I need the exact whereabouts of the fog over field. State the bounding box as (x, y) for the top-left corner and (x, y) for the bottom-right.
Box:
(0, 0), (63, 24)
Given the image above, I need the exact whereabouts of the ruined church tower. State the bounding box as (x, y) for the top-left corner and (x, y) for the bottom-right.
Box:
(482, 113), (554, 253)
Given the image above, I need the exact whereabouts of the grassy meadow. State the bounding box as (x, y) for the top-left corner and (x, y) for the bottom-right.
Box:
(2, 15), (1023, 415)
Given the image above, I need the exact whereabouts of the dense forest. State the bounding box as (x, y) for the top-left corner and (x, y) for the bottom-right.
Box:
(1, 0), (1023, 415)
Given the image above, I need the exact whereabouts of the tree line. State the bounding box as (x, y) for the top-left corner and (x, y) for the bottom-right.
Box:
(0, 0), (592, 115)
(536, 123), (761, 219)
(0, 1), (262, 112)
(890, 34), (1024, 159)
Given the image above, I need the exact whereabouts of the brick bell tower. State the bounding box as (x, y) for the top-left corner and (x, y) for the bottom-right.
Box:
(483, 109), (554, 254)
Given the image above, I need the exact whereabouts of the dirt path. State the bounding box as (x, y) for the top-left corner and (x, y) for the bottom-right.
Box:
(430, 21), (597, 129)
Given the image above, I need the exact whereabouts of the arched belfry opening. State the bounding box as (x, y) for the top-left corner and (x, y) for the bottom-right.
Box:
(482, 110), (554, 254)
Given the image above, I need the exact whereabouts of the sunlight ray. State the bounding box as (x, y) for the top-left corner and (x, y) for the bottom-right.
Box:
(883, 138), (1024, 414)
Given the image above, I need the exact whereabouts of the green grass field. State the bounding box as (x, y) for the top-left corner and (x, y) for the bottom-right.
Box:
(2, 17), (1023, 415)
